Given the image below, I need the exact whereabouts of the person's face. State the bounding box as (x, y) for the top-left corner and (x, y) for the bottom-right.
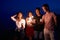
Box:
(29, 12), (33, 17)
(18, 13), (22, 19)
(42, 6), (47, 12)
(35, 9), (40, 15)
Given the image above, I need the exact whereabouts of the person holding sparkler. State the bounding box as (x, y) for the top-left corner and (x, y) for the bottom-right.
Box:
(26, 11), (34, 40)
(11, 11), (25, 40)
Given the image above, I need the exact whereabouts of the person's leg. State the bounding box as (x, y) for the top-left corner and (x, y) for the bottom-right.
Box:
(18, 32), (21, 40)
(20, 29), (25, 40)
(34, 31), (38, 40)
(49, 31), (54, 40)
(14, 30), (18, 40)
(44, 29), (50, 40)
(39, 31), (43, 40)
(29, 37), (32, 40)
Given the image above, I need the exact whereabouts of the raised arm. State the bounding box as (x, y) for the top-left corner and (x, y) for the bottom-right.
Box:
(11, 15), (16, 22)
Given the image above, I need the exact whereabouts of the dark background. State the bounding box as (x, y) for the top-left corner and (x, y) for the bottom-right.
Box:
(0, 0), (60, 40)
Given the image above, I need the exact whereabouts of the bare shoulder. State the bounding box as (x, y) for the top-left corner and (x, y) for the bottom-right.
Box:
(21, 19), (25, 22)
(26, 17), (28, 19)
(26, 17), (29, 21)
(50, 12), (55, 15)
(22, 19), (25, 20)
(42, 14), (45, 18)
(50, 12), (56, 17)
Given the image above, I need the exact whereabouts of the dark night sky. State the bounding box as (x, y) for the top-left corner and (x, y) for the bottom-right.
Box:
(0, 0), (60, 30)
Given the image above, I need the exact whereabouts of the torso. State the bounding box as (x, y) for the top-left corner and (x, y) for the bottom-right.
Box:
(34, 15), (43, 31)
(44, 12), (55, 30)
(16, 19), (25, 29)
(26, 16), (34, 27)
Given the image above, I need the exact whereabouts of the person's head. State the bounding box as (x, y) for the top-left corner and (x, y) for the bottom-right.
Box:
(17, 11), (23, 20)
(35, 7), (40, 16)
(28, 11), (33, 17)
(42, 4), (50, 12)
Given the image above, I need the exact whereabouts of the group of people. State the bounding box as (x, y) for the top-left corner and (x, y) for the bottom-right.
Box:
(11, 4), (57, 40)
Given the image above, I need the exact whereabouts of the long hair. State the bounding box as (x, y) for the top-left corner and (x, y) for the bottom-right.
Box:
(16, 11), (23, 21)
(27, 11), (33, 17)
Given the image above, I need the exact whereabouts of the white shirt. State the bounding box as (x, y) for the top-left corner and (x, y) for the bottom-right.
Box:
(11, 17), (25, 29)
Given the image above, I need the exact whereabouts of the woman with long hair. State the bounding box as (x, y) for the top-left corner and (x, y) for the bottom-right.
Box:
(26, 11), (35, 40)
(11, 11), (25, 40)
